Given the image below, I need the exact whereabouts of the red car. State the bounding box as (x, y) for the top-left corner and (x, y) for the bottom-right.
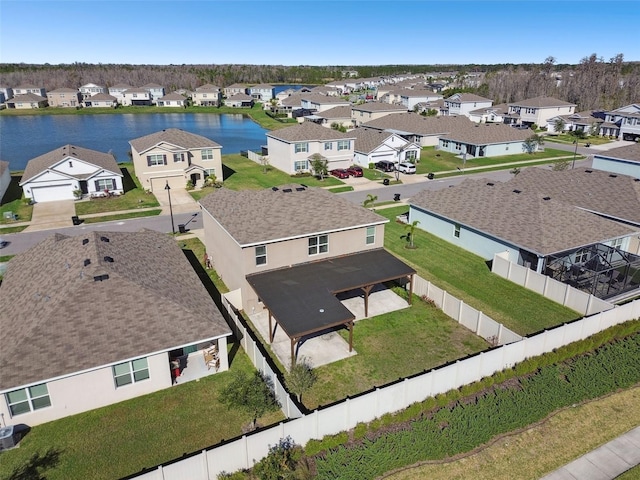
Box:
(330, 168), (350, 179)
(347, 166), (364, 177)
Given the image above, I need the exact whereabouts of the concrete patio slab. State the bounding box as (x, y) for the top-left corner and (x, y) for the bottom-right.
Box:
(23, 200), (76, 232)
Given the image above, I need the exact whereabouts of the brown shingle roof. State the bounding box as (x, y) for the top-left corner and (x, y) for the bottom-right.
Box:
(87, 93), (117, 102)
(445, 93), (493, 103)
(594, 142), (640, 164)
(509, 96), (576, 108)
(440, 122), (532, 145)
(129, 128), (221, 154)
(20, 144), (122, 184)
(0, 230), (231, 390)
(352, 128), (397, 154)
(352, 102), (407, 113)
(48, 87), (78, 93)
(159, 92), (186, 101)
(317, 105), (352, 119)
(266, 121), (354, 142)
(6, 93), (47, 103)
(199, 185), (387, 246)
(363, 112), (472, 136)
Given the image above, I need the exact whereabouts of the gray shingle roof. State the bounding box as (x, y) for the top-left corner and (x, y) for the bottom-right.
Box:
(509, 96), (576, 108)
(266, 121), (354, 142)
(159, 92), (186, 101)
(594, 142), (640, 164)
(129, 128), (221, 154)
(363, 113), (472, 136)
(48, 87), (78, 93)
(199, 185), (388, 246)
(317, 105), (352, 119)
(227, 93), (252, 101)
(87, 93), (117, 102)
(440, 122), (532, 145)
(445, 93), (493, 103)
(352, 128), (396, 154)
(410, 176), (638, 256)
(7, 93), (47, 103)
(352, 102), (407, 113)
(20, 144), (122, 184)
(0, 230), (231, 391)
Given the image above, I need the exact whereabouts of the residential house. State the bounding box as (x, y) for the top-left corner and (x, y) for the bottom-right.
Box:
(129, 128), (223, 191)
(409, 169), (640, 286)
(467, 103), (510, 123)
(300, 94), (351, 113)
(438, 122), (535, 158)
(13, 85), (46, 97)
(265, 122), (355, 174)
(602, 104), (640, 141)
(0, 229), (232, 426)
(20, 144), (123, 202)
(78, 83), (105, 101)
(351, 102), (407, 127)
(304, 105), (353, 129)
(84, 92), (118, 108)
(108, 83), (133, 104)
(443, 93), (493, 117)
(592, 142), (640, 179)
(142, 83), (166, 104)
(192, 84), (222, 106)
(352, 128), (420, 167)
(223, 83), (248, 97)
(545, 110), (604, 134)
(122, 88), (153, 106)
(46, 88), (82, 108)
(248, 84), (275, 102)
(507, 96), (576, 127)
(362, 113), (473, 147)
(398, 90), (444, 111)
(157, 92), (187, 107)
(0, 86), (14, 103)
(224, 93), (254, 108)
(0, 160), (11, 204)
(6, 93), (48, 109)
(198, 184), (391, 316)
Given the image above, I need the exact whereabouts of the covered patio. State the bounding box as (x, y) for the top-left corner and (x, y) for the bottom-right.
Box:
(246, 249), (416, 366)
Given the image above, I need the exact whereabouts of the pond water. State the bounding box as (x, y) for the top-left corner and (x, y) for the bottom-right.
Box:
(0, 113), (270, 171)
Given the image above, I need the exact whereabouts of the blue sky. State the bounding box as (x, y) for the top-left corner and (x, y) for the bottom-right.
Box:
(1, 0), (638, 66)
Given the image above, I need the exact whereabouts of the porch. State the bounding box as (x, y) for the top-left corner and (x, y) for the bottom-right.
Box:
(170, 338), (226, 385)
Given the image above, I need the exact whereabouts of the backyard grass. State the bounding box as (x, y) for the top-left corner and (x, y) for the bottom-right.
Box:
(0, 349), (285, 480)
(385, 386), (640, 480)
(0, 175), (33, 224)
(0, 225), (27, 233)
(380, 206), (579, 334)
(81, 209), (162, 224)
(74, 163), (159, 215)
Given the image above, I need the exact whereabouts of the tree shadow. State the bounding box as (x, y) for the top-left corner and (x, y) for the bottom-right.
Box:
(120, 167), (137, 193)
(7, 447), (62, 480)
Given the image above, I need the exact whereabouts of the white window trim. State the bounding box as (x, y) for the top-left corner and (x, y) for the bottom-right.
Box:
(308, 234), (329, 256)
(113, 358), (150, 388)
(255, 245), (267, 266)
(6, 384), (51, 416)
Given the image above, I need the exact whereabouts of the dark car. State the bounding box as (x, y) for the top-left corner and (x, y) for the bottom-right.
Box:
(375, 160), (396, 172)
(347, 166), (364, 177)
(330, 168), (350, 179)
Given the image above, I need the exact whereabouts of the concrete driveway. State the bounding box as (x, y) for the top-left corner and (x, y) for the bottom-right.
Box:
(23, 200), (76, 232)
(156, 187), (200, 215)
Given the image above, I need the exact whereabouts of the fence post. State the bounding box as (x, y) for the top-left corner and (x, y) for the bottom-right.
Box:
(497, 323), (504, 344)
(458, 300), (464, 324)
(475, 312), (483, 335)
(563, 284), (571, 307)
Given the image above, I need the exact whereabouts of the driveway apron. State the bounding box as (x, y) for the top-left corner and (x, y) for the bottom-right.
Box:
(23, 200), (76, 232)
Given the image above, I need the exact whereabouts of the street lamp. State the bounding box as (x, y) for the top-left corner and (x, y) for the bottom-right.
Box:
(572, 140), (578, 169)
(165, 181), (175, 234)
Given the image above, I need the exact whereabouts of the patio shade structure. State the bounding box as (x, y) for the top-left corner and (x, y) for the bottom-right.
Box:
(246, 249), (416, 365)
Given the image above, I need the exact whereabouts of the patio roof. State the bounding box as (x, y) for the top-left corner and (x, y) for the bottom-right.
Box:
(246, 249), (416, 363)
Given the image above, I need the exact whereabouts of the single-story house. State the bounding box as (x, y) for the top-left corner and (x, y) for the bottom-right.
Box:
(199, 185), (414, 363)
(0, 229), (232, 426)
(591, 142), (640, 179)
(129, 128), (223, 191)
(351, 102), (407, 126)
(437, 122), (534, 158)
(362, 113), (473, 147)
(545, 110), (604, 134)
(157, 92), (187, 107)
(224, 93), (254, 108)
(265, 121), (355, 174)
(467, 103), (510, 123)
(303, 105), (353, 129)
(0, 160), (11, 203)
(351, 128), (420, 167)
(20, 144), (124, 202)
(47, 88), (82, 108)
(6, 93), (48, 109)
(84, 92), (118, 108)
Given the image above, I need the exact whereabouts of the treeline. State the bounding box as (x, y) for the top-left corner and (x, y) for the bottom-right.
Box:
(1, 53), (638, 111)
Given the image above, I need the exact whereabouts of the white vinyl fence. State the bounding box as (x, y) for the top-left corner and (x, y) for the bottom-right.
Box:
(492, 253), (614, 316)
(127, 297), (640, 480)
(245, 150), (264, 164)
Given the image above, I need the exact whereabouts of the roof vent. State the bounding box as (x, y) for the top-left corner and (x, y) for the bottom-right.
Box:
(585, 169), (593, 173)
(296, 187), (305, 191)
(84, 259), (91, 266)
(609, 174), (617, 178)
(100, 236), (110, 242)
(543, 196), (551, 201)
(300, 184), (308, 188)
(82, 238), (89, 245)
(93, 274), (109, 282)
(282, 188), (292, 193)
(512, 189), (521, 194)
(486, 182), (494, 186)
(104, 256), (114, 263)
(272, 187), (279, 192)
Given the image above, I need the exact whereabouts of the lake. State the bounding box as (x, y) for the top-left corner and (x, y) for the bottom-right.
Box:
(0, 113), (270, 171)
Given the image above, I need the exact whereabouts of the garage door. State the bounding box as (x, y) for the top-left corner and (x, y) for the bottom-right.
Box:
(32, 184), (74, 202)
(151, 175), (184, 192)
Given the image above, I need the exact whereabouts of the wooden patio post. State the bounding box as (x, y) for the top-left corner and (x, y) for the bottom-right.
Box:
(408, 274), (414, 305)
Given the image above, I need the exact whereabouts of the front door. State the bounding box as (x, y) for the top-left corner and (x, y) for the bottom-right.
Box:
(190, 173), (201, 186)
(80, 181), (88, 194)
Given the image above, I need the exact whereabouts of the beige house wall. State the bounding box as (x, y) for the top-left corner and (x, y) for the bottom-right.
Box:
(47, 92), (80, 107)
(266, 138), (353, 174)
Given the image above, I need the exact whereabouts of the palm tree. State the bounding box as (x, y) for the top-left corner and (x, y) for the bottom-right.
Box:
(363, 193), (377, 210)
(403, 220), (420, 248)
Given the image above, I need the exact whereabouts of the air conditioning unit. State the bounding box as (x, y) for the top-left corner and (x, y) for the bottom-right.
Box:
(0, 425), (16, 451)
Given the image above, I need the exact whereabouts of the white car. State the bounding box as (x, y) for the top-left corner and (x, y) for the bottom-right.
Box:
(396, 162), (416, 174)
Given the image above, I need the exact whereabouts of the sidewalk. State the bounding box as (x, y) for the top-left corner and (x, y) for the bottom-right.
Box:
(541, 426), (640, 480)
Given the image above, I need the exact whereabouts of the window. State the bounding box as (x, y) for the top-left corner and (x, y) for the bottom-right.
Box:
(204, 168), (216, 178)
(454, 224), (461, 238)
(338, 140), (350, 150)
(324, 142), (333, 150)
(255, 245), (267, 266)
(295, 143), (308, 153)
(308, 234), (328, 255)
(611, 238), (624, 250)
(442, 140), (449, 148)
(147, 154), (165, 166)
(173, 153), (184, 162)
(201, 149), (214, 160)
(6, 384), (51, 416)
(575, 249), (588, 264)
(366, 226), (375, 245)
(95, 178), (115, 191)
(405, 150), (417, 161)
(294, 160), (308, 172)
(113, 358), (149, 388)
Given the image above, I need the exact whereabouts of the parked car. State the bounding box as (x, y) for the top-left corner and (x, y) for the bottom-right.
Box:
(396, 162), (416, 174)
(347, 166), (363, 177)
(375, 160), (396, 172)
(330, 168), (350, 179)
(0, 238), (7, 249)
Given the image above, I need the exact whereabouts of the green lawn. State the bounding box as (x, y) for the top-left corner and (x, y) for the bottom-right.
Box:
(74, 164), (160, 215)
(0, 175), (33, 224)
(0, 350), (285, 480)
(81, 209), (162, 224)
(544, 133), (612, 145)
(380, 206), (579, 334)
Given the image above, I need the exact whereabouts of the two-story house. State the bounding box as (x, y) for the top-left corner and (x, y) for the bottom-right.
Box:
(121, 88), (153, 106)
(248, 84), (275, 102)
(129, 128), (223, 192)
(78, 83), (105, 101)
(223, 83), (248, 97)
(108, 84), (133, 104)
(602, 104), (640, 141)
(142, 83), (166, 105)
(351, 102), (407, 127)
(265, 122), (355, 174)
(468, 103), (510, 124)
(507, 96), (576, 127)
(443, 93), (493, 117)
(0, 86), (14, 103)
(300, 94), (351, 113)
(13, 85), (47, 97)
(192, 84), (222, 106)
(47, 88), (82, 108)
